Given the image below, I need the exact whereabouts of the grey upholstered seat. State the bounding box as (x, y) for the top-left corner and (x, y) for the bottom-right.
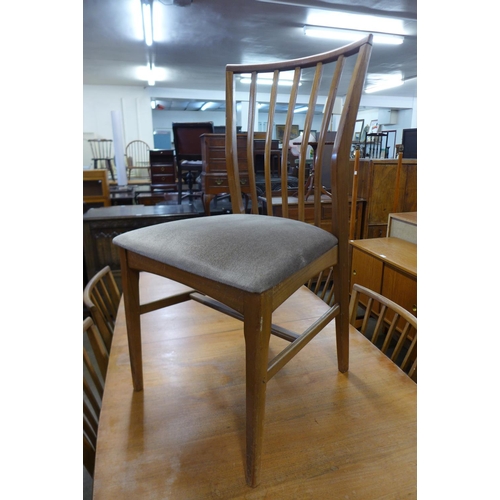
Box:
(113, 214), (337, 294)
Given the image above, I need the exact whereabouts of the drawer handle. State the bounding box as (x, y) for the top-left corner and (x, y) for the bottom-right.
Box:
(215, 178), (224, 185)
(352, 270), (357, 276)
(240, 178), (248, 185)
(161, 167), (165, 172)
(161, 176), (166, 181)
(412, 304), (417, 313)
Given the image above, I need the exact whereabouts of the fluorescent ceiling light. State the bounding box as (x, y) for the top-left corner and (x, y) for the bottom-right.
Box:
(142, 1), (153, 46)
(200, 102), (212, 111)
(147, 63), (155, 86)
(306, 11), (405, 35)
(304, 26), (404, 45)
(365, 78), (403, 93)
(295, 106), (308, 113)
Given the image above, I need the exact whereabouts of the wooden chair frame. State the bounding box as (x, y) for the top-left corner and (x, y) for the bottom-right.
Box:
(83, 317), (110, 478)
(125, 140), (151, 179)
(116, 36), (373, 487)
(349, 283), (417, 381)
(84, 266), (121, 353)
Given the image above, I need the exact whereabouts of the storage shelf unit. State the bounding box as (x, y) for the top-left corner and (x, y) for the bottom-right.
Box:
(149, 149), (177, 193)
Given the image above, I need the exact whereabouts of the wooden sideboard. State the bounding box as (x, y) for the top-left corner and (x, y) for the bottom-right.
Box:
(83, 205), (200, 290)
(350, 237), (417, 317)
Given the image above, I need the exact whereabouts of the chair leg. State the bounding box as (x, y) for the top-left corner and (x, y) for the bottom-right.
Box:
(243, 298), (272, 487)
(119, 248), (143, 391)
(332, 263), (349, 373)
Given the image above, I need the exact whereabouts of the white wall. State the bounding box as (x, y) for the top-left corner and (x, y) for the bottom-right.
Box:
(83, 85), (154, 168)
(83, 84), (417, 166)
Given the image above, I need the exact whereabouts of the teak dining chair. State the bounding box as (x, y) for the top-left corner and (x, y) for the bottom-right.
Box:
(113, 35), (373, 487)
(349, 283), (417, 381)
(83, 317), (110, 478)
(83, 266), (121, 353)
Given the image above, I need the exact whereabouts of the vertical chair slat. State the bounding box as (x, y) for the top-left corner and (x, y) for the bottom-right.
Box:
(391, 322), (411, 362)
(247, 72), (259, 214)
(280, 67), (301, 218)
(314, 55), (344, 227)
(380, 315), (400, 354)
(300, 63), (322, 222)
(225, 69), (245, 215)
(263, 70), (279, 214)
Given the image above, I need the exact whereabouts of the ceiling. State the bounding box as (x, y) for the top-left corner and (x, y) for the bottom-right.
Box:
(83, 0), (417, 112)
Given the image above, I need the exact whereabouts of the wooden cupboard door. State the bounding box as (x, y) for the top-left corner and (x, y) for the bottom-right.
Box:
(381, 265), (417, 316)
(402, 163), (417, 212)
(350, 248), (383, 294)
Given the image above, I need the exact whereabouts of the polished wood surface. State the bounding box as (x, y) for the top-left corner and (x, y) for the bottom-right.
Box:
(350, 237), (417, 318)
(350, 237), (417, 277)
(93, 273), (416, 499)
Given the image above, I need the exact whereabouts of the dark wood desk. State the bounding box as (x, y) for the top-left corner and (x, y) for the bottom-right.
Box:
(93, 274), (416, 498)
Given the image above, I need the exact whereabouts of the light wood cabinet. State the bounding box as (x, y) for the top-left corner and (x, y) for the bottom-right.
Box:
(350, 237), (417, 317)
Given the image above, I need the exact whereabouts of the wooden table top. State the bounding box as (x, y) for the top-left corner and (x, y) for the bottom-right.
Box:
(93, 273), (416, 499)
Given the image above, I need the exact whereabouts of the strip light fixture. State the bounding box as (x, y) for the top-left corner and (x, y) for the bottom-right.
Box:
(304, 25), (404, 45)
(364, 75), (416, 94)
(147, 63), (156, 86)
(142, 0), (153, 46)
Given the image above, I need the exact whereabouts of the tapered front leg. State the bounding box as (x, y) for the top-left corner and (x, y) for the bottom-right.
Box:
(243, 295), (272, 487)
(332, 262), (349, 373)
(119, 248), (143, 391)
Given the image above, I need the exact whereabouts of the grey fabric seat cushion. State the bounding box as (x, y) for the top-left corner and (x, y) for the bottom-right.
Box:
(113, 214), (337, 294)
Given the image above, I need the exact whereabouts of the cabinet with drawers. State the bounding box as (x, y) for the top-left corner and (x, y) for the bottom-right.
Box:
(350, 237), (417, 317)
(149, 149), (177, 192)
(200, 134), (250, 214)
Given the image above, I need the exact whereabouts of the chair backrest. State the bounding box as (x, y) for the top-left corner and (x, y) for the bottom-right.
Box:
(83, 316), (110, 477)
(88, 139), (113, 159)
(224, 35), (373, 243)
(172, 122), (215, 163)
(349, 283), (417, 381)
(83, 266), (121, 352)
(125, 140), (150, 166)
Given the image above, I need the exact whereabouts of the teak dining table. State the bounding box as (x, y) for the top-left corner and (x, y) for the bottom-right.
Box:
(93, 272), (416, 499)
